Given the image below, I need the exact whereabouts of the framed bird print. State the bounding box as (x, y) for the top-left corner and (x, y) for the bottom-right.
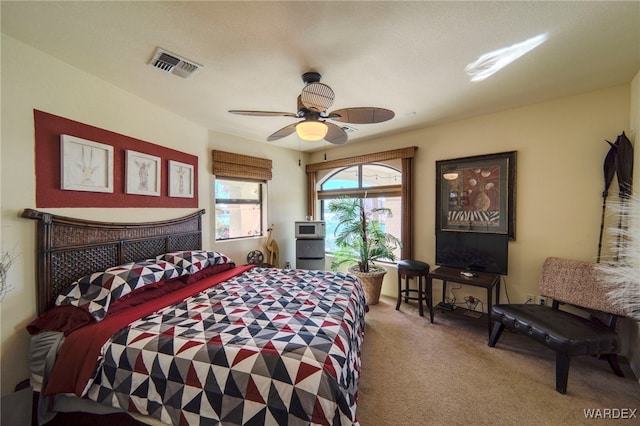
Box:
(169, 160), (194, 198)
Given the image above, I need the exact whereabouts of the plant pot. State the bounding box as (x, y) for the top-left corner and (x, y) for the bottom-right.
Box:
(348, 265), (387, 305)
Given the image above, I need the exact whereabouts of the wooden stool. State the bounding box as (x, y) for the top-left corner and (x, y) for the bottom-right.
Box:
(396, 260), (430, 316)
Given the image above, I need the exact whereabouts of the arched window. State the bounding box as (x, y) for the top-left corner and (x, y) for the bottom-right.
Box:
(319, 164), (402, 259)
(306, 147), (417, 260)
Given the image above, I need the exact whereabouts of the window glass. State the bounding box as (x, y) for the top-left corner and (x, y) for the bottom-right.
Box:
(361, 164), (402, 187)
(320, 164), (402, 261)
(320, 167), (359, 190)
(322, 195), (401, 260)
(215, 179), (262, 240)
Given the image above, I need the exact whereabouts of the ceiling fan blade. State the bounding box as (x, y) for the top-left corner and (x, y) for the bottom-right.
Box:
(229, 110), (297, 118)
(324, 122), (348, 145)
(267, 122), (298, 141)
(301, 82), (335, 112)
(329, 107), (395, 124)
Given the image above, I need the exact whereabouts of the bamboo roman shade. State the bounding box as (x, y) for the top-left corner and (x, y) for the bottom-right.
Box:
(212, 150), (272, 181)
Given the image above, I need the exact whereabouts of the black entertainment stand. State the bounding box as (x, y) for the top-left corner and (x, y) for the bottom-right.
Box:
(426, 266), (501, 335)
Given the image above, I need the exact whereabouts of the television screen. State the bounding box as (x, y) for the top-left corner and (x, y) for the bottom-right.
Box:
(435, 231), (509, 275)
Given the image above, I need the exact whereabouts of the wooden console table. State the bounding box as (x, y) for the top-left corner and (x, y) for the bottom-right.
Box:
(426, 266), (501, 335)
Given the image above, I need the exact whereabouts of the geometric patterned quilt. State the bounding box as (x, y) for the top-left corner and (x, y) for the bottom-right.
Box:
(83, 267), (367, 426)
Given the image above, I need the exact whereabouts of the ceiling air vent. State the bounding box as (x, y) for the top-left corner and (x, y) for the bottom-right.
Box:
(148, 47), (202, 79)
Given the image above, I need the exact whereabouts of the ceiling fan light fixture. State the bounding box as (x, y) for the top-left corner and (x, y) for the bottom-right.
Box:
(296, 121), (328, 141)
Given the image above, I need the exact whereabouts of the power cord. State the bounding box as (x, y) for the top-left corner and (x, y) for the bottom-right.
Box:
(464, 295), (479, 311)
(501, 275), (511, 304)
(446, 284), (462, 305)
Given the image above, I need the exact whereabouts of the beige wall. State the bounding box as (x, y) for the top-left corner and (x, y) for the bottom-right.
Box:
(0, 35), (306, 396)
(313, 84), (631, 308)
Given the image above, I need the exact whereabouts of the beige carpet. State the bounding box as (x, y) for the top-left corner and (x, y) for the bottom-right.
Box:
(355, 296), (640, 426)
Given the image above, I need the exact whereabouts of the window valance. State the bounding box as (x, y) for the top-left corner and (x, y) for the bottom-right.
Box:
(305, 146), (417, 173)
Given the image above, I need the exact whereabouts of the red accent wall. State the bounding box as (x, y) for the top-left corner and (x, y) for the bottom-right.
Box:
(35, 110), (198, 208)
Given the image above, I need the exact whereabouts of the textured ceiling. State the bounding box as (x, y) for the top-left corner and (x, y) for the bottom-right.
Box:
(2, 1), (639, 151)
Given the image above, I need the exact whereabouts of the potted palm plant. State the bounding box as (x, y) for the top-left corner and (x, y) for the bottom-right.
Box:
(329, 196), (402, 304)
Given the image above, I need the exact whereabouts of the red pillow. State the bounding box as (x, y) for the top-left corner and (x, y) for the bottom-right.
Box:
(108, 277), (187, 315)
(27, 305), (95, 336)
(109, 265), (235, 314)
(181, 263), (234, 284)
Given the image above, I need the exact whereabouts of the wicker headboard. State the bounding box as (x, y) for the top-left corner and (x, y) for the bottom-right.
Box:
(22, 208), (205, 314)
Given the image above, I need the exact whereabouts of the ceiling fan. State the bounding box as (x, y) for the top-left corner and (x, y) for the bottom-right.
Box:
(229, 72), (394, 145)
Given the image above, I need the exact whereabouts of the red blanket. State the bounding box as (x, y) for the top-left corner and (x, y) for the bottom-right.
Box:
(45, 265), (254, 396)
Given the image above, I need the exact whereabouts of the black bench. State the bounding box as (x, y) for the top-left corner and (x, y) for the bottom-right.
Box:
(488, 257), (626, 394)
(489, 303), (623, 394)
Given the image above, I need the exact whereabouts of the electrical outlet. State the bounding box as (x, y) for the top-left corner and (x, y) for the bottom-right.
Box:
(526, 294), (535, 304)
(537, 296), (547, 306)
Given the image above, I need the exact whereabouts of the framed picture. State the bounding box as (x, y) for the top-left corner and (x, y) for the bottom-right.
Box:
(125, 150), (161, 196)
(168, 160), (194, 198)
(60, 134), (114, 193)
(436, 151), (516, 239)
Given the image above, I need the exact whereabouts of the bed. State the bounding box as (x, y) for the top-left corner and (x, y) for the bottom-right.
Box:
(22, 209), (367, 426)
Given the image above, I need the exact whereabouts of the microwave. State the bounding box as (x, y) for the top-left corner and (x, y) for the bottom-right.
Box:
(295, 221), (326, 239)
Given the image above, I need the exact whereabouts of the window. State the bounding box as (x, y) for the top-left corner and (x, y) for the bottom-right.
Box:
(214, 179), (263, 240)
(306, 146), (417, 259)
(319, 164), (402, 260)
